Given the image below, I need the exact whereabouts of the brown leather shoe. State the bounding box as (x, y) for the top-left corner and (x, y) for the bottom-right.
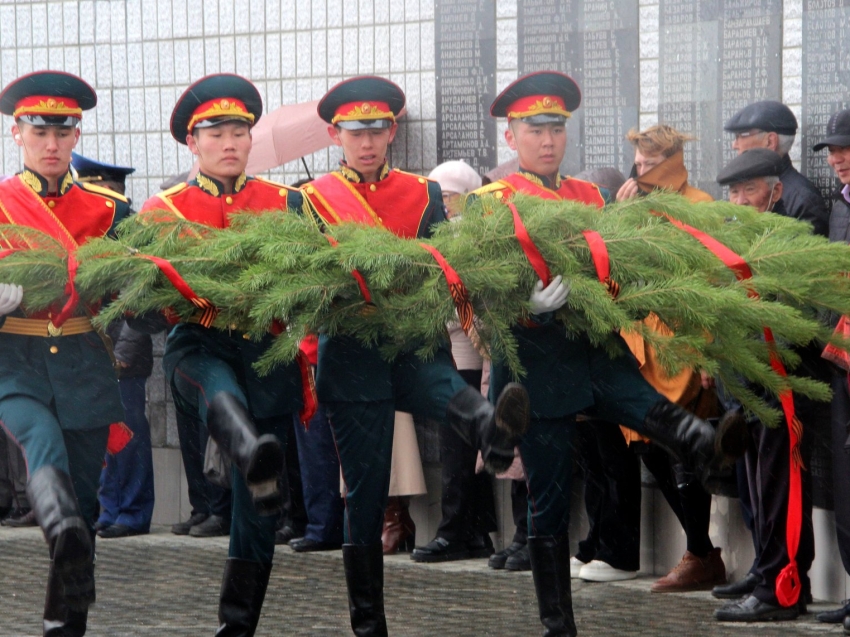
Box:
(381, 497), (415, 554)
(651, 548), (726, 593)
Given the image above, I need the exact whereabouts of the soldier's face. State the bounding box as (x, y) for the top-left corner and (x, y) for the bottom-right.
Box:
(12, 122), (79, 180)
(330, 123), (398, 180)
(187, 122), (252, 181)
(728, 178), (783, 212)
(827, 145), (850, 185)
(505, 121), (567, 178)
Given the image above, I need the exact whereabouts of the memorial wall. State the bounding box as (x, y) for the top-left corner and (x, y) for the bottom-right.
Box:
(516, 0), (638, 177)
(658, 0), (781, 199)
(435, 0), (498, 175)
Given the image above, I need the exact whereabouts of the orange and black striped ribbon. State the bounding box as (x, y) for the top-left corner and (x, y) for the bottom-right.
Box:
(419, 242), (474, 335)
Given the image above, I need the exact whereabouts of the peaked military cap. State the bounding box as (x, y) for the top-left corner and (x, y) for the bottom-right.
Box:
(813, 108), (850, 151)
(71, 152), (135, 184)
(318, 76), (405, 130)
(170, 73), (262, 143)
(0, 71), (96, 126)
(724, 101), (797, 136)
(716, 148), (784, 185)
(490, 71), (581, 124)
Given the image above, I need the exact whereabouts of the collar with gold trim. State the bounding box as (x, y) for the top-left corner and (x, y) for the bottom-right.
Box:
(518, 168), (562, 190)
(19, 167), (75, 197)
(191, 171), (249, 197)
(338, 160), (391, 184)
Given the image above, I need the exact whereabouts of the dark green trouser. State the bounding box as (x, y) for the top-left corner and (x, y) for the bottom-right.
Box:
(521, 344), (662, 537)
(326, 351), (468, 545)
(0, 395), (107, 526)
(172, 352), (292, 564)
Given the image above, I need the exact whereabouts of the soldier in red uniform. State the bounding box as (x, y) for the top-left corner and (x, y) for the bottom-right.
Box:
(0, 71), (131, 636)
(302, 76), (529, 636)
(470, 72), (746, 636)
(140, 73), (311, 637)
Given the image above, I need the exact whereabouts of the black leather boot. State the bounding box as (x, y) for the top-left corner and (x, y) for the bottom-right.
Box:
(206, 392), (284, 515)
(527, 535), (576, 637)
(342, 543), (388, 637)
(27, 466), (95, 613)
(43, 562), (88, 636)
(640, 398), (748, 485)
(446, 383), (530, 474)
(215, 559), (272, 637)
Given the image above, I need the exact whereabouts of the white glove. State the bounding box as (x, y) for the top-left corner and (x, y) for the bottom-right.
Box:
(0, 283), (22, 317)
(528, 275), (570, 314)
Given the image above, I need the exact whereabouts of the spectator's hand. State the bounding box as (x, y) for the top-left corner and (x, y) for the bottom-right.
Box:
(115, 360), (130, 368)
(529, 276), (570, 314)
(0, 283), (22, 316)
(616, 178), (640, 202)
(700, 371), (715, 389)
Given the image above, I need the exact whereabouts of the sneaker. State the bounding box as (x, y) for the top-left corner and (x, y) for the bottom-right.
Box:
(651, 548), (726, 593)
(188, 514), (230, 537)
(578, 559), (637, 582)
(489, 541), (526, 570)
(570, 556), (586, 579)
(171, 512), (208, 536)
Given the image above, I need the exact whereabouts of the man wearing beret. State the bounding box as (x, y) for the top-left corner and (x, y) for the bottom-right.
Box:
(725, 100), (829, 235)
(302, 75), (529, 636)
(140, 73), (312, 636)
(0, 71), (131, 635)
(812, 109), (850, 633)
(711, 148), (816, 622)
(470, 71), (747, 636)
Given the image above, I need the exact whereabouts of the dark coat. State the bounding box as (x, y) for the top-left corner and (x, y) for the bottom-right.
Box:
(778, 154), (830, 237)
(107, 321), (154, 379)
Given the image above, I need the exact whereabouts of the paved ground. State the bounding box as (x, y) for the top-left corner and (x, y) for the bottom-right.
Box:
(0, 525), (844, 636)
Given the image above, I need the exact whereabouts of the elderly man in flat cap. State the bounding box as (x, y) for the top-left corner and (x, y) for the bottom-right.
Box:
(812, 108), (850, 633)
(725, 100), (829, 235)
(711, 148), (816, 623)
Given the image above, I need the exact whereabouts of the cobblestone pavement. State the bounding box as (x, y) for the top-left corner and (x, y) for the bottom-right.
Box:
(0, 525), (843, 636)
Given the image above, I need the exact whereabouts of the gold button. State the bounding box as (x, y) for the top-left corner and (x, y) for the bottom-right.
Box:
(306, 186), (315, 194)
(49, 346), (58, 354)
(279, 188), (287, 196)
(230, 323), (238, 330)
(225, 196), (233, 204)
(495, 191), (503, 199)
(105, 201), (114, 208)
(418, 178), (425, 184)
(47, 200), (56, 208)
(243, 333), (251, 340)
(369, 184), (377, 192)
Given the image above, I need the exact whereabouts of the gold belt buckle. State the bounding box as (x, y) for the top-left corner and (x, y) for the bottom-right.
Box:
(47, 321), (63, 337)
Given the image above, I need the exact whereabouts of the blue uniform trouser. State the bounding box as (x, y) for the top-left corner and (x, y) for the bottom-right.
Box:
(0, 395), (108, 528)
(293, 404), (344, 544)
(172, 352), (291, 564)
(326, 352), (468, 545)
(521, 346), (661, 537)
(98, 377), (155, 532)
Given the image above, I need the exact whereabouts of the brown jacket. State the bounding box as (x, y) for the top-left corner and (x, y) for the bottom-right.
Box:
(620, 151), (718, 443)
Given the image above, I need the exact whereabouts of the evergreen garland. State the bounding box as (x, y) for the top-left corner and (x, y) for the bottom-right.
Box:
(2, 191), (850, 426)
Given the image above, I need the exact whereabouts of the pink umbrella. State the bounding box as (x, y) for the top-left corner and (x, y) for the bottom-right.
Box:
(245, 99), (332, 175)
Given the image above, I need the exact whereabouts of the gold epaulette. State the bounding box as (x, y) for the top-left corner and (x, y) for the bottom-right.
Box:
(472, 181), (509, 196)
(79, 181), (129, 203)
(392, 168), (435, 184)
(156, 182), (189, 200)
(253, 175), (292, 191)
